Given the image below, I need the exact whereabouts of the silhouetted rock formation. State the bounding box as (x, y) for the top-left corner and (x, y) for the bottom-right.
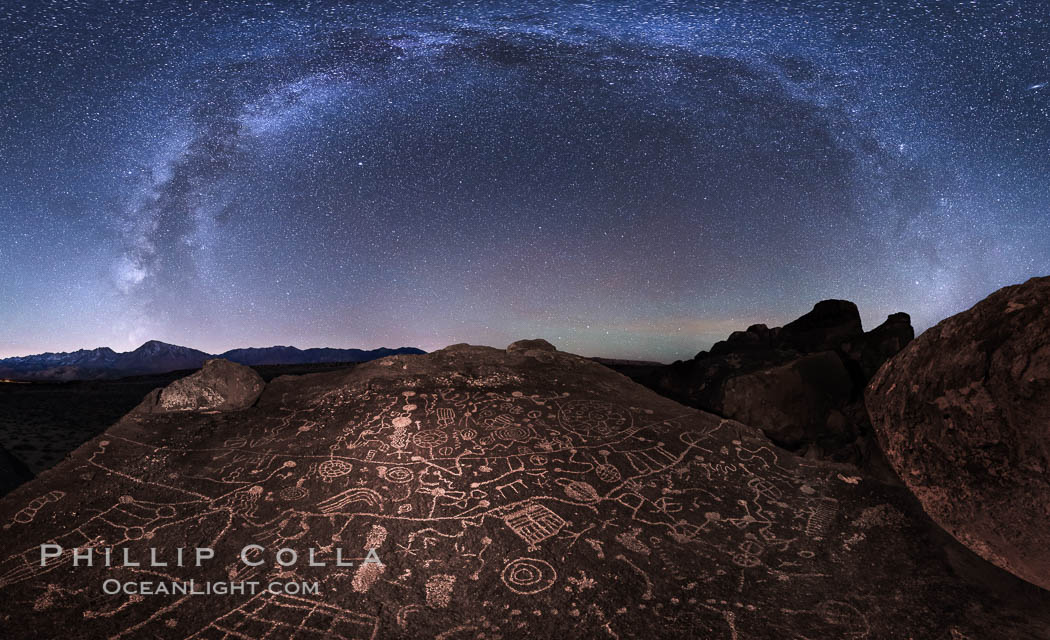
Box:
(614, 301), (914, 464)
(777, 299), (863, 353)
(867, 276), (1050, 591)
(133, 359), (265, 414)
(220, 345), (426, 366)
(0, 340), (1046, 638)
(506, 338), (557, 353)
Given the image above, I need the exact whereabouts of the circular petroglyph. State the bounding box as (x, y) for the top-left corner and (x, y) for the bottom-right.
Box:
(502, 558), (557, 595)
(318, 459), (353, 480)
(386, 466), (414, 484)
(280, 486), (309, 501)
(557, 400), (631, 439)
(494, 425), (532, 442)
(412, 429), (448, 448)
(595, 463), (621, 483)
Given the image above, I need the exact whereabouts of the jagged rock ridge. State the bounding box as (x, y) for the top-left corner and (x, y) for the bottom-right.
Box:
(611, 301), (914, 464)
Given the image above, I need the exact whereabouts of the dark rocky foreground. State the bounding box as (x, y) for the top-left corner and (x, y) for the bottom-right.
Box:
(0, 340), (1047, 639)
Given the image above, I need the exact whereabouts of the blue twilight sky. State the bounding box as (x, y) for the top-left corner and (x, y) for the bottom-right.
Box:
(1, 0), (1048, 361)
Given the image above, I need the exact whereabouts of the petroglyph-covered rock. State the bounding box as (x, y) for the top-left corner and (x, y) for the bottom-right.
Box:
(0, 342), (1046, 639)
(867, 276), (1050, 591)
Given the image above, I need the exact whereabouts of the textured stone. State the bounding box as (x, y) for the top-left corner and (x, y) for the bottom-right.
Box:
(133, 358), (265, 413)
(0, 341), (1046, 638)
(618, 302), (913, 463)
(721, 351), (855, 447)
(867, 276), (1050, 591)
(0, 444), (32, 496)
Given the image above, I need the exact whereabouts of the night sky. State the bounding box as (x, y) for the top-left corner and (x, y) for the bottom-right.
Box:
(1, 1), (1047, 361)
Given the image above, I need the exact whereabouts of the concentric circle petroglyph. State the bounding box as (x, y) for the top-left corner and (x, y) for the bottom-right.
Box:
(385, 467), (414, 484)
(494, 425), (532, 442)
(412, 429), (448, 448)
(501, 557), (557, 595)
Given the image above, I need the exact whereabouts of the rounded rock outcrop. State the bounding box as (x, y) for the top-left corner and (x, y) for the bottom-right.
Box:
(866, 276), (1050, 590)
(134, 358), (265, 413)
(506, 338), (557, 353)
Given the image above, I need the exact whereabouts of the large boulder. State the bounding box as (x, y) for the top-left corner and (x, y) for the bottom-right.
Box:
(620, 301), (913, 463)
(850, 312), (914, 378)
(866, 276), (1050, 591)
(133, 358), (265, 413)
(778, 299), (864, 352)
(721, 351), (856, 448)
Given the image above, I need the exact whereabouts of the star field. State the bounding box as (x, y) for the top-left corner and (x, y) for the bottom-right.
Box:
(1, 0), (1048, 361)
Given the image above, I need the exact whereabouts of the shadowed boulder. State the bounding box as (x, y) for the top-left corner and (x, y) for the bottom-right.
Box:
(721, 351), (856, 448)
(132, 359), (265, 414)
(778, 299), (864, 353)
(617, 302), (913, 464)
(506, 338), (557, 353)
(867, 276), (1050, 591)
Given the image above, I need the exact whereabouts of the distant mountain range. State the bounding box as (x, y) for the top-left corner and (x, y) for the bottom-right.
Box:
(0, 341), (425, 381)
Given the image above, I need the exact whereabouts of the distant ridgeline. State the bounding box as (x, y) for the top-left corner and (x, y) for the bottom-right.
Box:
(0, 341), (425, 381)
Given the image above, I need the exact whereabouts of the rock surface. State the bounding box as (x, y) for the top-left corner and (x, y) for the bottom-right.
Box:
(866, 276), (1050, 591)
(0, 445), (32, 496)
(0, 341), (1046, 639)
(618, 301), (913, 463)
(133, 359), (265, 413)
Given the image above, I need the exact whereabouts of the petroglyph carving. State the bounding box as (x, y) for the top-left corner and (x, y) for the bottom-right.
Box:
(5, 490), (64, 529)
(503, 503), (567, 547)
(426, 573), (456, 608)
(0, 343), (1039, 639)
(187, 592), (378, 640)
(501, 557), (557, 595)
